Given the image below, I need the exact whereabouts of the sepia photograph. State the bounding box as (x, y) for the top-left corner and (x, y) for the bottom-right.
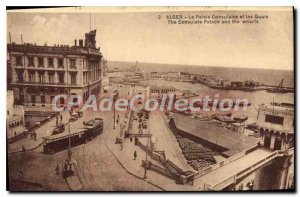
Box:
(6, 6), (294, 191)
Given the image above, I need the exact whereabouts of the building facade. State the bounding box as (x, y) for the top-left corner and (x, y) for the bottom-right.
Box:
(7, 30), (102, 107)
(7, 90), (26, 139)
(256, 102), (294, 150)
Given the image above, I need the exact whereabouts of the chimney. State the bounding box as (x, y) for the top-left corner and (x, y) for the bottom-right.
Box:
(74, 39), (77, 46)
(79, 39), (83, 47)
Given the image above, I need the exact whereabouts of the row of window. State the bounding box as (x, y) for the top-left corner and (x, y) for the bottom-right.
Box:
(15, 56), (77, 69)
(16, 71), (77, 85)
(29, 95), (65, 104)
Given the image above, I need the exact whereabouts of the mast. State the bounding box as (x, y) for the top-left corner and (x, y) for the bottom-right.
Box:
(89, 14), (92, 31)
(273, 97), (275, 115)
(278, 79), (284, 89)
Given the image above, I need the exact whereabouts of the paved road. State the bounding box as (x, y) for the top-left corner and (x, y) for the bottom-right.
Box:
(71, 109), (160, 191)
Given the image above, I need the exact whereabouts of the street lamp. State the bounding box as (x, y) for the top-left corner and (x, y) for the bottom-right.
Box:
(112, 90), (119, 130)
(113, 109), (116, 130)
(143, 129), (150, 179)
(67, 123), (72, 160)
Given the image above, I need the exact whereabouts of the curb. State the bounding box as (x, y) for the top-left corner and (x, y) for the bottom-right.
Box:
(104, 136), (166, 191)
(9, 120), (71, 154)
(8, 139), (45, 154)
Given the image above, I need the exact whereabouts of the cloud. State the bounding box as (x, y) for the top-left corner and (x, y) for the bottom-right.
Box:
(28, 14), (72, 45)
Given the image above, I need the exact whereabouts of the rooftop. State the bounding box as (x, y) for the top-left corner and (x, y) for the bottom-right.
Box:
(8, 30), (101, 57)
(170, 114), (258, 157)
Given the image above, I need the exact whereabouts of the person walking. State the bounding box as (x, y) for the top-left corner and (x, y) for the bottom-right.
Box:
(134, 150), (137, 160)
(120, 142), (123, 151)
(18, 168), (24, 179)
(55, 164), (60, 175)
(130, 137), (132, 143)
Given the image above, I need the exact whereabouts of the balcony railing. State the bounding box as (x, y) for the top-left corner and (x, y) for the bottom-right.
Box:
(13, 80), (67, 86)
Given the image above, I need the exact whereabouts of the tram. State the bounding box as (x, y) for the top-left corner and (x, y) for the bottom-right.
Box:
(43, 118), (103, 154)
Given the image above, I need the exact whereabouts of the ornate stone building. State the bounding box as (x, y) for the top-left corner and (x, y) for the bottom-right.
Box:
(7, 30), (102, 107)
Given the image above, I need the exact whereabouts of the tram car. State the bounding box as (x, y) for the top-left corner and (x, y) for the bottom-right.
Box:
(43, 118), (104, 154)
(52, 123), (65, 135)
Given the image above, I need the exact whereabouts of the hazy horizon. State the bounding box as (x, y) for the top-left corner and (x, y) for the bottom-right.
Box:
(107, 60), (294, 71)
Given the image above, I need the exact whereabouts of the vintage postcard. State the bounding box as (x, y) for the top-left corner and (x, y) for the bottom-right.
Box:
(6, 7), (294, 191)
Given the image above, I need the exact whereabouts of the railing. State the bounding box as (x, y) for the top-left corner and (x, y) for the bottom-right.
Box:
(8, 112), (57, 144)
(210, 150), (282, 190)
(124, 110), (133, 137)
(142, 160), (177, 180)
(7, 116), (23, 125)
(12, 80), (67, 86)
(194, 145), (258, 179)
(166, 159), (185, 175)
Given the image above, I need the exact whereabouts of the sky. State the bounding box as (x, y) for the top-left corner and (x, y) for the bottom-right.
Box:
(7, 7), (293, 70)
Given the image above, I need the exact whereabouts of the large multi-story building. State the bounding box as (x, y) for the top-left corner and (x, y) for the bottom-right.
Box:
(256, 102), (294, 150)
(7, 30), (102, 107)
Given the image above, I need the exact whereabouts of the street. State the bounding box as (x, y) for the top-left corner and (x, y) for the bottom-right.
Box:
(8, 88), (161, 191)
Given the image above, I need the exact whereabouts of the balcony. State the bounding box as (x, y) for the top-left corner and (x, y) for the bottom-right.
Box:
(12, 80), (68, 87)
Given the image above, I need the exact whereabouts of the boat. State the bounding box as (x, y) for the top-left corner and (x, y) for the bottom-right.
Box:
(213, 114), (236, 123)
(233, 115), (248, 123)
(267, 79), (291, 93)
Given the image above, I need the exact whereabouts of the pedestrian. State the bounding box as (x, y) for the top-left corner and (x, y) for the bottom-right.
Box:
(55, 164), (60, 175)
(22, 145), (26, 155)
(33, 132), (37, 141)
(130, 137), (132, 143)
(134, 137), (138, 145)
(116, 119), (119, 125)
(63, 163), (68, 175)
(134, 150), (137, 160)
(120, 142), (123, 151)
(18, 168), (24, 179)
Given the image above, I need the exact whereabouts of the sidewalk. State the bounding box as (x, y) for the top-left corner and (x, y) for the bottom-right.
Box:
(105, 113), (196, 191)
(8, 111), (70, 153)
(149, 112), (193, 171)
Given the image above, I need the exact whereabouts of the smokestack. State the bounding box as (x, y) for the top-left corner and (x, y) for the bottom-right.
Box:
(74, 39), (77, 46)
(79, 39), (83, 47)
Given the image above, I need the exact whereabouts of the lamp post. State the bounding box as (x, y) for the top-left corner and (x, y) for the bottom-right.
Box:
(113, 107), (116, 130)
(143, 129), (150, 179)
(67, 123), (72, 160)
(113, 91), (118, 130)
